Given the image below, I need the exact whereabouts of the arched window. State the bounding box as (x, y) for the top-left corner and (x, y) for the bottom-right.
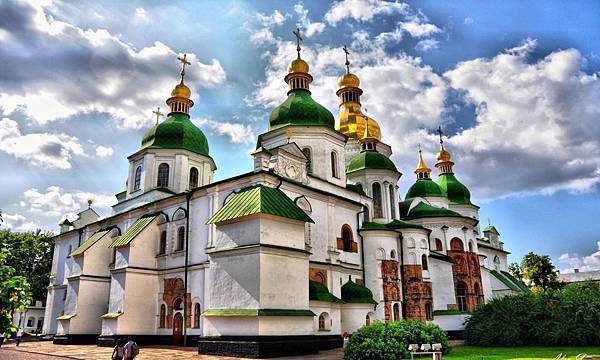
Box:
(158, 230), (167, 255)
(421, 254), (428, 270)
(189, 167), (198, 189)
(173, 298), (183, 311)
(393, 303), (400, 321)
(372, 182), (383, 218)
(194, 303), (201, 328)
(425, 302), (433, 321)
(468, 241), (474, 253)
(376, 248), (386, 260)
(27, 317), (35, 327)
(157, 163), (169, 187)
(302, 147), (312, 174)
(435, 238), (443, 251)
(493, 255), (500, 271)
(315, 272), (326, 285)
(450, 238), (464, 251)
(455, 282), (467, 312)
(318, 312), (330, 330)
(474, 283), (483, 305)
(365, 314), (371, 326)
(133, 166), (142, 191)
(330, 151), (338, 178)
(176, 227), (185, 251)
(159, 304), (166, 328)
(342, 226), (352, 252)
(390, 250), (396, 259)
(389, 184), (396, 219)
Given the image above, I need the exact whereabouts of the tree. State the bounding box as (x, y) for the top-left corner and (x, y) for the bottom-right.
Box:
(0, 230), (54, 302)
(0, 248), (31, 337)
(520, 252), (562, 291)
(508, 262), (523, 280)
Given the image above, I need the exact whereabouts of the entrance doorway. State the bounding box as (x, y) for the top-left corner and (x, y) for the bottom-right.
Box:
(172, 312), (183, 345)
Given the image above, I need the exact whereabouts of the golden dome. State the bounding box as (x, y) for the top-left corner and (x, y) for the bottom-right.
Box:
(436, 147), (452, 162)
(338, 72), (360, 88)
(336, 104), (381, 140)
(415, 149), (431, 174)
(171, 82), (191, 99)
(289, 58), (309, 73)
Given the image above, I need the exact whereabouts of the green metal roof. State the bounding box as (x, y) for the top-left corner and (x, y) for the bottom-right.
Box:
(360, 220), (425, 231)
(346, 150), (399, 174)
(483, 224), (500, 234)
(346, 183), (366, 196)
(70, 229), (110, 257)
(438, 173), (472, 205)
(109, 215), (157, 248)
(269, 89), (335, 130)
(341, 280), (377, 304)
(490, 269), (522, 292)
(141, 113), (211, 158)
(406, 178), (445, 199)
(501, 271), (530, 292)
(309, 280), (343, 303)
(402, 201), (463, 220)
(207, 185), (314, 225)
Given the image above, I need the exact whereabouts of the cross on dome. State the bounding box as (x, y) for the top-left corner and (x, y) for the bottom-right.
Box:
(437, 125), (444, 147)
(177, 53), (191, 82)
(343, 45), (350, 73)
(293, 28), (303, 58)
(152, 107), (163, 125)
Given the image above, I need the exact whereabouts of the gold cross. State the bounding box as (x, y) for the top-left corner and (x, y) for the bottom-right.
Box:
(292, 28), (302, 58)
(343, 45), (350, 73)
(177, 53), (191, 81)
(436, 125), (444, 145)
(152, 107), (163, 125)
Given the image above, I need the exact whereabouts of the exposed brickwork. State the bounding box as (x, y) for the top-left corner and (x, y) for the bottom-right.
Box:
(381, 260), (401, 321)
(336, 224), (358, 253)
(401, 265), (433, 321)
(163, 278), (192, 328)
(309, 268), (328, 285)
(447, 249), (484, 312)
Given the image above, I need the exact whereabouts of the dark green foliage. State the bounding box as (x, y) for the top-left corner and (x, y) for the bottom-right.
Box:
(343, 320), (450, 360)
(0, 248), (32, 337)
(464, 281), (600, 346)
(508, 262), (523, 279)
(521, 252), (562, 291)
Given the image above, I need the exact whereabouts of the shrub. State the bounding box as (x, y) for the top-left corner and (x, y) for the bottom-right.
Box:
(464, 281), (600, 346)
(343, 320), (449, 360)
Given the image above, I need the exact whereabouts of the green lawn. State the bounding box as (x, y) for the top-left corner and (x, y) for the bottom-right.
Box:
(443, 346), (600, 360)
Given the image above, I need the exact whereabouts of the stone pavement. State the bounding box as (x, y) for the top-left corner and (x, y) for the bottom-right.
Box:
(0, 342), (344, 360)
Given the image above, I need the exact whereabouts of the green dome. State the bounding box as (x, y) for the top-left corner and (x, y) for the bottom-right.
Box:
(141, 113), (210, 157)
(438, 173), (472, 205)
(401, 201), (463, 220)
(341, 280), (377, 304)
(309, 280), (342, 303)
(269, 89), (335, 130)
(347, 150), (398, 174)
(406, 179), (445, 199)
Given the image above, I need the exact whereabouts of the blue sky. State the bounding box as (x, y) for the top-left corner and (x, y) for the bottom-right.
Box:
(1, 0), (600, 272)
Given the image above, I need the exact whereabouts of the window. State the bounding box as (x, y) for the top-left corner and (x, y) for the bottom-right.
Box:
(318, 314), (325, 330)
(194, 303), (201, 328)
(390, 250), (396, 259)
(493, 256), (500, 271)
(27, 317), (35, 327)
(158, 231), (167, 255)
(315, 272), (326, 285)
(157, 163), (169, 187)
(474, 283), (483, 305)
(389, 184), (396, 219)
(176, 227), (185, 251)
(372, 182), (383, 218)
(393, 303), (400, 321)
(450, 238), (464, 251)
(302, 147), (312, 174)
(456, 282), (467, 312)
(37, 318), (44, 330)
(342, 227), (352, 252)
(159, 304), (166, 328)
(425, 302), (433, 321)
(331, 151), (338, 178)
(174, 298), (183, 311)
(133, 166), (142, 191)
(468, 241), (474, 253)
(435, 238), (443, 251)
(421, 254), (428, 270)
(365, 314), (371, 326)
(189, 167), (198, 189)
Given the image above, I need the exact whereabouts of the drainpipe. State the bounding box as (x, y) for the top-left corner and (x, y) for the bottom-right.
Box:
(356, 207), (367, 283)
(398, 232), (407, 319)
(77, 229), (83, 246)
(183, 191), (192, 347)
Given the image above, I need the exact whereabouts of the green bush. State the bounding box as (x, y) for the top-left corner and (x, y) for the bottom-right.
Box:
(464, 281), (600, 346)
(343, 320), (450, 360)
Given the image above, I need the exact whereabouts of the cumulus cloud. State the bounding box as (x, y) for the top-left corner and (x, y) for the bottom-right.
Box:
(249, 10), (288, 45)
(95, 145), (114, 157)
(294, 3), (325, 37)
(194, 118), (256, 144)
(1, 212), (38, 232)
(324, 0), (408, 25)
(559, 241), (600, 272)
(400, 20), (441, 37)
(0, 117), (85, 169)
(22, 186), (116, 217)
(415, 39), (439, 52)
(0, 1), (226, 129)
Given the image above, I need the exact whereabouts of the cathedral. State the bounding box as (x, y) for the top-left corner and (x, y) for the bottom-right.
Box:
(43, 35), (527, 358)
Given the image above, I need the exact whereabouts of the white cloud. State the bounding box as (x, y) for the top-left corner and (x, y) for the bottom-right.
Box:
(1, 212), (38, 232)
(134, 8), (149, 23)
(95, 145), (114, 157)
(400, 20), (441, 37)
(464, 17), (474, 25)
(415, 39), (439, 52)
(294, 3), (325, 37)
(193, 118), (256, 144)
(559, 241), (600, 272)
(0, 1), (226, 129)
(248, 10), (289, 46)
(22, 186), (116, 218)
(0, 118), (85, 169)
(324, 0), (408, 25)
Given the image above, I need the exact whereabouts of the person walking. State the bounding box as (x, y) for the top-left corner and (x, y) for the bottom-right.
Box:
(111, 338), (126, 360)
(15, 328), (24, 346)
(123, 336), (139, 360)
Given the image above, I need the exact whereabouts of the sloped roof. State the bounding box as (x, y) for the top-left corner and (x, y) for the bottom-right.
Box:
(309, 280), (343, 303)
(207, 185), (314, 225)
(341, 279), (377, 304)
(69, 229), (110, 257)
(109, 215), (157, 248)
(501, 271), (530, 292)
(490, 269), (524, 292)
(402, 201), (463, 220)
(360, 220), (426, 231)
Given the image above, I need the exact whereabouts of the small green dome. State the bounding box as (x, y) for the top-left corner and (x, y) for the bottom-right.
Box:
(406, 179), (445, 199)
(347, 150), (398, 174)
(141, 113), (210, 157)
(401, 201), (463, 220)
(438, 173), (472, 205)
(269, 89), (335, 130)
(341, 279), (377, 304)
(309, 280), (342, 303)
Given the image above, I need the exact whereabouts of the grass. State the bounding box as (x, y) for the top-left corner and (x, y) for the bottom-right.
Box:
(443, 346), (600, 360)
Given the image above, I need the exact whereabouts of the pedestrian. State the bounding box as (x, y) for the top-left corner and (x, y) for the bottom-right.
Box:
(123, 336), (139, 360)
(111, 338), (126, 360)
(15, 328), (24, 346)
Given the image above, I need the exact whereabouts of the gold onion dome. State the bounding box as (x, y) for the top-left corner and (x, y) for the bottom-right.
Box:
(171, 82), (191, 99)
(338, 72), (360, 88)
(436, 147), (452, 162)
(415, 148), (431, 175)
(289, 58), (309, 73)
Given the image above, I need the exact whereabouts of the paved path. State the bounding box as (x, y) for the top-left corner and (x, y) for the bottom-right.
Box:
(0, 342), (343, 359)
